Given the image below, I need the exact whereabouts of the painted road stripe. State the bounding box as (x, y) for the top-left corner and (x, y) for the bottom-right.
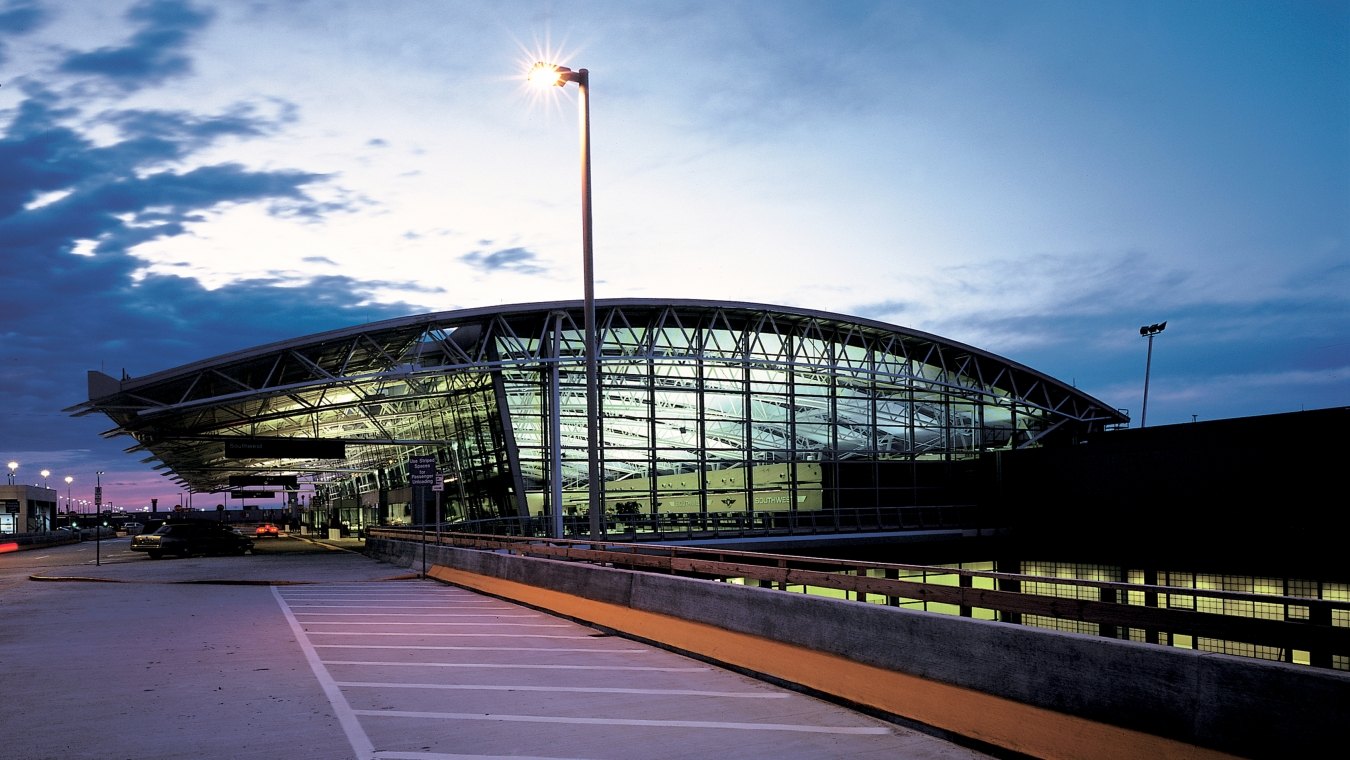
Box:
(293, 612), (553, 618)
(354, 710), (891, 735)
(300, 621), (571, 627)
(313, 644), (646, 653)
(286, 602), (515, 607)
(306, 632), (595, 639)
(285, 601), (516, 608)
(281, 595), (512, 601)
(372, 753), (587, 760)
(272, 586), (375, 759)
(336, 681), (791, 699)
(324, 661), (706, 672)
(290, 610), (537, 615)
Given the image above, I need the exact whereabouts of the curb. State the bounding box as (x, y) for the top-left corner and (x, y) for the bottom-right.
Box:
(29, 575), (125, 583)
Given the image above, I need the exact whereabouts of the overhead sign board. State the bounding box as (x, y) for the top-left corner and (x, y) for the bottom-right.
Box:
(223, 438), (345, 460)
(228, 475), (298, 488)
(231, 491), (276, 499)
(409, 455), (437, 487)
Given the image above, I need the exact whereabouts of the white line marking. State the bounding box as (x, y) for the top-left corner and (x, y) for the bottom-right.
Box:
(290, 610), (537, 615)
(324, 661), (706, 672)
(282, 592), (494, 597)
(294, 612), (553, 618)
(355, 710), (891, 734)
(272, 586), (376, 759)
(336, 681), (790, 699)
(307, 632), (595, 639)
(286, 604), (515, 610)
(314, 644), (645, 653)
(300, 620), (571, 627)
(371, 752), (590, 760)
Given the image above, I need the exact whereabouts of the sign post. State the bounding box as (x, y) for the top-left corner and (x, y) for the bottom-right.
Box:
(409, 455), (437, 576)
(432, 474), (444, 546)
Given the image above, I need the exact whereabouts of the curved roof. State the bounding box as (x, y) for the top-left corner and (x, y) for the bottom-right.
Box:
(69, 299), (1127, 493)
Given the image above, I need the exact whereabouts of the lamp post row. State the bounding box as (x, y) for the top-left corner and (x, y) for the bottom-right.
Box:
(3, 463), (110, 515)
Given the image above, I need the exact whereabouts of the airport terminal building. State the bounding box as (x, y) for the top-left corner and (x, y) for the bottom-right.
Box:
(71, 300), (1127, 534)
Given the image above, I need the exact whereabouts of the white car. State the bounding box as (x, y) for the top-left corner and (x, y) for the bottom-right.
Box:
(122, 521), (145, 535)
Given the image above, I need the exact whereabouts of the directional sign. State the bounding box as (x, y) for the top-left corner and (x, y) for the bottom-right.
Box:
(224, 438), (345, 459)
(409, 455), (437, 486)
(229, 475), (298, 488)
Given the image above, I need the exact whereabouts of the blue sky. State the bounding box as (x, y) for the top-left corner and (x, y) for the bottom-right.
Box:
(1, 0), (1346, 511)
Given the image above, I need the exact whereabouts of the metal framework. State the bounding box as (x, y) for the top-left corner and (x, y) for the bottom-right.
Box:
(69, 299), (1126, 524)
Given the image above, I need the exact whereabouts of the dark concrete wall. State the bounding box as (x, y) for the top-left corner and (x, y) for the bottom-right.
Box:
(982, 407), (1350, 577)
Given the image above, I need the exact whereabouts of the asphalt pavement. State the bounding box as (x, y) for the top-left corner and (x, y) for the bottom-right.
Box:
(1, 533), (998, 760)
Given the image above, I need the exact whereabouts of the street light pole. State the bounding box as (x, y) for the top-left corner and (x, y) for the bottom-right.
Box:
(6, 461), (16, 485)
(529, 62), (603, 541)
(1139, 321), (1167, 428)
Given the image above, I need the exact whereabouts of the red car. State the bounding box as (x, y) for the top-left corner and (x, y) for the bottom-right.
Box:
(255, 523), (280, 538)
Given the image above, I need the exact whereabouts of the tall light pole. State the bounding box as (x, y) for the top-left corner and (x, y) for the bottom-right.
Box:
(529, 61), (602, 541)
(6, 461), (16, 485)
(1139, 321), (1167, 428)
(65, 476), (73, 516)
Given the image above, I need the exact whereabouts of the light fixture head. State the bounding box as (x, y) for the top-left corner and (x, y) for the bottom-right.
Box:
(528, 61), (585, 89)
(528, 61), (569, 88)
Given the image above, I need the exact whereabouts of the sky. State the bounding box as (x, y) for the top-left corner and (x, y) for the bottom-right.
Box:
(1, 0), (1346, 513)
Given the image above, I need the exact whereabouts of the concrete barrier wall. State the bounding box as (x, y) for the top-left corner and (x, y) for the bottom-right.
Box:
(368, 538), (1346, 759)
(0, 530), (83, 550)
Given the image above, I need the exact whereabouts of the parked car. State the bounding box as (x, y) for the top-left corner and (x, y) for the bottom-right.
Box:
(130, 521), (253, 559)
(122, 521), (145, 535)
(254, 523), (280, 538)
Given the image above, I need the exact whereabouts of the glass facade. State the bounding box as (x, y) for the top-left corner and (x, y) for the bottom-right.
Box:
(71, 300), (1125, 532)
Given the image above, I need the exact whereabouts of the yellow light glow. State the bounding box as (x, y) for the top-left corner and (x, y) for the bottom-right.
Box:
(527, 62), (563, 88)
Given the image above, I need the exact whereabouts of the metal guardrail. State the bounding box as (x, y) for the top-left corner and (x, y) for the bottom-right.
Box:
(370, 528), (1350, 670)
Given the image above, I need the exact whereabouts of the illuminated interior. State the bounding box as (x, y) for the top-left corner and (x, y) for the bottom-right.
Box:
(70, 299), (1126, 528)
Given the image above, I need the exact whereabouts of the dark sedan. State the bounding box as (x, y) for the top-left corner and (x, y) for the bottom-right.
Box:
(129, 521), (254, 559)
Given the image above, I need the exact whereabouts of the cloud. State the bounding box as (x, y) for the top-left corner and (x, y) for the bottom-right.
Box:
(0, 1), (49, 67)
(57, 0), (212, 92)
(460, 246), (546, 275)
(0, 11), (427, 460)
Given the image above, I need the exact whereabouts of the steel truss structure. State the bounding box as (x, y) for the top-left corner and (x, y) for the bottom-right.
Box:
(70, 299), (1126, 524)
